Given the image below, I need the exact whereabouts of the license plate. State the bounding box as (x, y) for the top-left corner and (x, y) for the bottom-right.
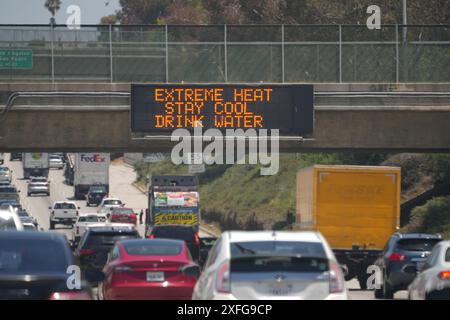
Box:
(269, 284), (292, 296)
(63, 211), (68, 214)
(146, 272), (164, 282)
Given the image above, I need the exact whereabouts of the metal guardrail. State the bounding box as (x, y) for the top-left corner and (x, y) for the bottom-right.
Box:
(0, 24), (449, 83)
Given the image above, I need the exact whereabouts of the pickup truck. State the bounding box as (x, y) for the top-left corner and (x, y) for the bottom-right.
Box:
(72, 213), (108, 245)
(49, 201), (80, 229)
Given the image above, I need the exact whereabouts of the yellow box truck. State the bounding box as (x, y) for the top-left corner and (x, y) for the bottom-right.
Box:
(296, 165), (401, 289)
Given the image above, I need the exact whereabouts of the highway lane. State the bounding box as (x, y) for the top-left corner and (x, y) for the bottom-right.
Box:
(5, 154), (211, 241)
(4, 154), (407, 300)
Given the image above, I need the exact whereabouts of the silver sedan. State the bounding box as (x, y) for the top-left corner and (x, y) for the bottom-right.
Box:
(408, 240), (450, 300)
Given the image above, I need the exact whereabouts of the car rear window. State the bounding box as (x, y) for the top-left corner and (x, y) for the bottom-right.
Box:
(31, 178), (47, 183)
(90, 187), (106, 193)
(113, 209), (134, 215)
(78, 216), (100, 223)
(396, 239), (441, 251)
(0, 239), (69, 273)
(124, 241), (182, 256)
(54, 203), (76, 210)
(84, 232), (139, 247)
(152, 227), (195, 241)
(0, 187), (17, 193)
(231, 256), (329, 273)
(104, 200), (122, 205)
(230, 241), (327, 258)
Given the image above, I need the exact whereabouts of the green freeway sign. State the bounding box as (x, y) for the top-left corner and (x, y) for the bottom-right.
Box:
(0, 49), (33, 69)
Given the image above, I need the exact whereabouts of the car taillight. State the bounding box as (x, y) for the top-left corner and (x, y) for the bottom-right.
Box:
(79, 248), (96, 255)
(389, 253), (405, 262)
(329, 261), (345, 293)
(194, 233), (200, 245)
(149, 234), (155, 239)
(216, 262), (231, 293)
(114, 265), (133, 273)
(438, 271), (450, 280)
(49, 291), (91, 300)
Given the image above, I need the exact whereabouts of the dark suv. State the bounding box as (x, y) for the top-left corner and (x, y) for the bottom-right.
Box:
(74, 226), (140, 283)
(374, 233), (442, 299)
(149, 225), (200, 262)
(85, 185), (108, 206)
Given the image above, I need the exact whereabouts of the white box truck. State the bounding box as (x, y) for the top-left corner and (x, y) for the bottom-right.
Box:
(74, 153), (110, 200)
(22, 153), (50, 179)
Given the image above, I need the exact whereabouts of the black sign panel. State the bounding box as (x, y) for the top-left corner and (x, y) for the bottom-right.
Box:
(131, 84), (314, 134)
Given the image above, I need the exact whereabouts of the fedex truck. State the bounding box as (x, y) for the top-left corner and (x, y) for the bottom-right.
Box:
(73, 153), (110, 200)
(22, 153), (50, 179)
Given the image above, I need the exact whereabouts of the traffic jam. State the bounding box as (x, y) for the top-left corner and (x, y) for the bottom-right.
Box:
(0, 152), (449, 300)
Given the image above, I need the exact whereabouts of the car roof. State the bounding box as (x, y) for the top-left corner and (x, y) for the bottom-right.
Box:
(53, 201), (76, 204)
(87, 223), (136, 230)
(103, 198), (121, 201)
(0, 230), (65, 241)
(393, 233), (442, 240)
(225, 231), (323, 243)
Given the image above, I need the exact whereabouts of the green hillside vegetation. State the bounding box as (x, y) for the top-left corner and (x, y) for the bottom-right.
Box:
(135, 152), (391, 230)
(402, 196), (450, 239)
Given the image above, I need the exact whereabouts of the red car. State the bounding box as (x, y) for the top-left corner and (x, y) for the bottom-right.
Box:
(100, 238), (200, 300)
(110, 207), (137, 225)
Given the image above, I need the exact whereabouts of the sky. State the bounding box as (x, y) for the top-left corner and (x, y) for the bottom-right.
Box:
(0, 0), (121, 24)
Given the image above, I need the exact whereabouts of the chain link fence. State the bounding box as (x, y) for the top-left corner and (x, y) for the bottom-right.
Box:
(0, 24), (448, 83)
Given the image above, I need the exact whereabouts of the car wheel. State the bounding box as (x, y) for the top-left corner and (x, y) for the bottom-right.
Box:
(383, 275), (394, 299)
(357, 274), (369, 290)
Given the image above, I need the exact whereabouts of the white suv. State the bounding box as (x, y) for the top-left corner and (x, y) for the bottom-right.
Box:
(49, 201), (80, 229)
(97, 197), (124, 216)
(192, 231), (347, 300)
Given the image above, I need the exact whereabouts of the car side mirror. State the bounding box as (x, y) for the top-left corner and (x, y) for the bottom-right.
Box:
(403, 265), (418, 274)
(181, 264), (201, 279)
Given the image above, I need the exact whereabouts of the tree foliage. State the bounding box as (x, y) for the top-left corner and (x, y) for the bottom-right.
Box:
(108, 0), (450, 25)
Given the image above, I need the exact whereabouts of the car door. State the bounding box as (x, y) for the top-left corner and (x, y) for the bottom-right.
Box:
(194, 237), (222, 299)
(103, 244), (121, 299)
(414, 245), (441, 299)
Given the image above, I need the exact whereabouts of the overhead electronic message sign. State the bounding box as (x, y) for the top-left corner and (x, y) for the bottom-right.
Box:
(131, 84), (313, 135)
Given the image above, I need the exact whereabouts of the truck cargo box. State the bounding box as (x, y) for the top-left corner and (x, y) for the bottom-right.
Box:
(296, 165), (401, 251)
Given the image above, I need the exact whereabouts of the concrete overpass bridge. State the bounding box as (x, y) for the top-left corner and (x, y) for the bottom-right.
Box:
(0, 83), (449, 153)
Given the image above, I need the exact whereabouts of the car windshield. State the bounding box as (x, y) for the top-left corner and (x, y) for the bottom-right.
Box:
(84, 232), (138, 247)
(152, 226), (195, 241)
(54, 203), (76, 210)
(0, 239), (69, 273)
(0, 167), (10, 172)
(113, 209), (134, 215)
(230, 241), (327, 258)
(0, 187), (17, 193)
(79, 216), (100, 223)
(104, 200), (122, 205)
(396, 239), (441, 252)
(124, 240), (182, 256)
(17, 211), (29, 218)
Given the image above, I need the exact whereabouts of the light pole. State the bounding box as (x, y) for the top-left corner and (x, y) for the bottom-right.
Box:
(402, 0), (407, 42)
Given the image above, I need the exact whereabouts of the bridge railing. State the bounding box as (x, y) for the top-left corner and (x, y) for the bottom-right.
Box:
(0, 24), (448, 83)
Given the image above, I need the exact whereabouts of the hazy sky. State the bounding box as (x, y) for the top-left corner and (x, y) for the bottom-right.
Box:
(0, 0), (121, 24)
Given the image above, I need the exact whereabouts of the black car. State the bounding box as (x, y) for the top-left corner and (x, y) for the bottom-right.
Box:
(86, 185), (108, 206)
(9, 153), (22, 161)
(374, 233), (442, 299)
(0, 231), (92, 299)
(149, 225), (201, 262)
(75, 226), (140, 283)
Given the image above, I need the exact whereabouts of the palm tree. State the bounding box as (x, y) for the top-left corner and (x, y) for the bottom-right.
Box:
(45, 0), (62, 18)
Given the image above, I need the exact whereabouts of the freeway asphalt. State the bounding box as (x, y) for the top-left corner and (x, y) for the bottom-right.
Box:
(4, 155), (408, 300)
